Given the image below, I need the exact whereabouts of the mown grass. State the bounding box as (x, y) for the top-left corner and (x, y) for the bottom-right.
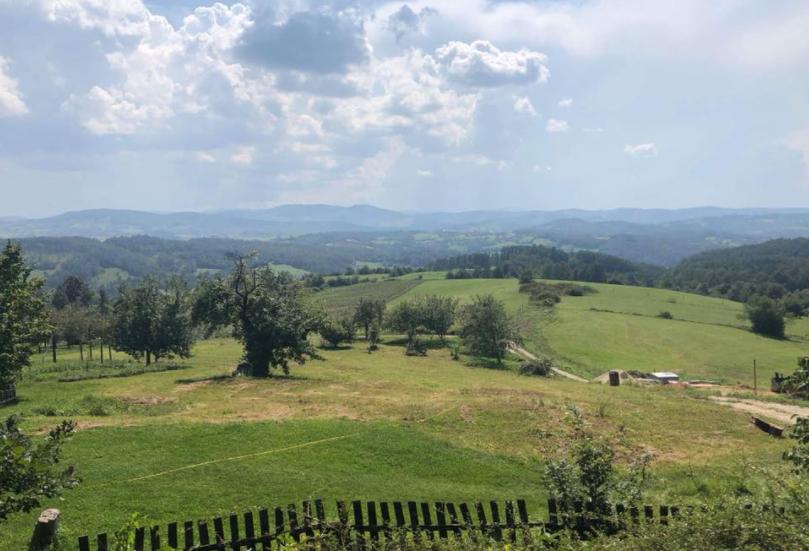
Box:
(392, 279), (808, 385)
(2, 336), (793, 550)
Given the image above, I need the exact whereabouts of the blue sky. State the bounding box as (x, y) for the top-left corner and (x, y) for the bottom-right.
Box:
(0, 0), (808, 216)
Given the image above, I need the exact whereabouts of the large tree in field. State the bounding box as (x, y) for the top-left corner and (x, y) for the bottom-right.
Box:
(421, 294), (460, 345)
(386, 298), (425, 348)
(112, 275), (194, 365)
(192, 253), (323, 377)
(744, 295), (785, 338)
(353, 297), (386, 340)
(459, 294), (516, 363)
(0, 242), (51, 387)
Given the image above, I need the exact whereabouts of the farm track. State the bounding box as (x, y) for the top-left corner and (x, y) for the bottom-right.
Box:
(507, 342), (590, 382)
(708, 396), (809, 426)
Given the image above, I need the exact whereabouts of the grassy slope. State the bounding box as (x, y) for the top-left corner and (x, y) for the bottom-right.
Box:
(393, 279), (808, 384)
(2, 339), (790, 550)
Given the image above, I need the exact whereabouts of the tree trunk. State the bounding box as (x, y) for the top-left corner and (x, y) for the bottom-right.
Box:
(252, 360), (270, 378)
(100, 343), (104, 364)
(79, 342), (84, 361)
(109, 346), (112, 361)
(146, 350), (151, 365)
(89, 342), (93, 361)
(51, 335), (57, 363)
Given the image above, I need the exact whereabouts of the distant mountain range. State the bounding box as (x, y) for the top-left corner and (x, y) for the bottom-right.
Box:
(3, 205), (809, 238)
(4, 205), (809, 266)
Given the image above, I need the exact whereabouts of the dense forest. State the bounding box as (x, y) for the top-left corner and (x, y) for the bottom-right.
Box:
(661, 238), (809, 312)
(429, 245), (664, 286)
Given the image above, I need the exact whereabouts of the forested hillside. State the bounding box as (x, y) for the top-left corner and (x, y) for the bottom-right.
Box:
(429, 245), (664, 285)
(662, 238), (809, 310)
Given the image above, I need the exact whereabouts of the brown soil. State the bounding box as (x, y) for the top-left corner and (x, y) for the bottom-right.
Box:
(708, 396), (809, 426)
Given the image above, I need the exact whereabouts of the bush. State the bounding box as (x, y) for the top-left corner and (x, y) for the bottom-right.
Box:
(744, 295), (786, 338)
(519, 357), (553, 376)
(657, 311), (673, 319)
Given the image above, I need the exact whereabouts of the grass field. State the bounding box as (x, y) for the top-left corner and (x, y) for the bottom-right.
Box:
(4, 278), (807, 549)
(2, 334), (796, 550)
(389, 278), (809, 385)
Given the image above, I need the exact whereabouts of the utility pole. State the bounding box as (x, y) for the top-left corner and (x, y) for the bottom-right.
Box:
(753, 359), (757, 396)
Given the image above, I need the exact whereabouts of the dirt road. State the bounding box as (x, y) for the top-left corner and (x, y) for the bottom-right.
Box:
(507, 343), (590, 382)
(708, 396), (809, 426)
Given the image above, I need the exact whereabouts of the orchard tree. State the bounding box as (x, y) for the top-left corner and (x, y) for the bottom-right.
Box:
(353, 297), (386, 340)
(421, 295), (459, 345)
(192, 252), (323, 377)
(320, 314), (356, 349)
(386, 298), (425, 348)
(0, 242), (51, 387)
(458, 294), (516, 363)
(52, 275), (93, 309)
(113, 275), (194, 364)
(0, 416), (79, 523)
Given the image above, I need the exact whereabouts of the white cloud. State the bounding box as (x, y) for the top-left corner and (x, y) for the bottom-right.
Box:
(196, 152), (216, 163)
(558, 97), (573, 107)
(513, 96), (537, 117)
(450, 154), (506, 170)
(231, 146), (256, 165)
(583, 127), (605, 133)
(435, 40), (549, 87)
(783, 130), (809, 181)
(546, 119), (569, 133)
(416, 169), (433, 177)
(0, 56), (28, 117)
(624, 143), (658, 157)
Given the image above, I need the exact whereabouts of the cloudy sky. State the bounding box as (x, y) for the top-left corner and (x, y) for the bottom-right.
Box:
(1, 0), (808, 217)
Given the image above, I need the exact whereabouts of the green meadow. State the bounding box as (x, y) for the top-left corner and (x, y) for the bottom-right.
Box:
(3, 278), (807, 549)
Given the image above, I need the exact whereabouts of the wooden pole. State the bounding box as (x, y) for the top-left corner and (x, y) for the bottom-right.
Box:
(30, 509), (60, 550)
(753, 359), (757, 396)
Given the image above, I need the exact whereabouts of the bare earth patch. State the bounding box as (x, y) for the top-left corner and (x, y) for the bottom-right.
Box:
(708, 396), (809, 426)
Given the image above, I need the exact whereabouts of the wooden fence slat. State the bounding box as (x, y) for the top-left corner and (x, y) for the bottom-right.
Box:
(629, 506), (639, 525)
(475, 502), (488, 535)
(184, 521), (194, 549)
(98, 533), (108, 551)
(149, 525), (160, 551)
(407, 502), (421, 544)
(352, 501), (366, 551)
(229, 514), (240, 551)
(303, 501), (315, 539)
(367, 502), (379, 543)
(436, 502), (448, 539)
(516, 500), (529, 525)
(447, 503), (461, 537)
(670, 506), (680, 518)
(78, 535), (90, 551)
(489, 501), (503, 541)
(420, 503), (434, 540)
(315, 500), (326, 530)
(393, 502), (406, 527)
(258, 509), (270, 551)
(274, 506), (284, 543)
(288, 504), (300, 542)
(660, 506), (669, 526)
(644, 506), (654, 523)
(547, 499), (559, 532)
(380, 502), (391, 541)
(213, 517), (226, 549)
(167, 522), (178, 550)
(134, 526), (145, 551)
(198, 520), (211, 547)
(573, 501), (584, 534)
(459, 503), (473, 526)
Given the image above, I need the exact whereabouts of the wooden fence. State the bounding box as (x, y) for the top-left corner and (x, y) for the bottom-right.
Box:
(78, 498), (685, 551)
(0, 386), (15, 406)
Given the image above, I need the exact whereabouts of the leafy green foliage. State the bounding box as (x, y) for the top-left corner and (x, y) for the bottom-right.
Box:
(0, 415), (79, 523)
(519, 357), (553, 377)
(0, 242), (51, 387)
(458, 294), (516, 363)
(386, 299), (425, 348)
(784, 416), (809, 475)
(112, 276), (194, 364)
(353, 297), (386, 339)
(193, 253), (323, 376)
(420, 295), (459, 344)
(320, 314), (357, 349)
(744, 295), (785, 338)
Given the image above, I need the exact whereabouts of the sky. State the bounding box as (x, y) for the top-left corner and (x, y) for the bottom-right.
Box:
(1, 0), (808, 217)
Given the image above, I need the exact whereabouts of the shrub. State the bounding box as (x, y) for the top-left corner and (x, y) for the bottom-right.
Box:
(744, 295), (785, 338)
(519, 357), (553, 376)
(657, 311), (673, 319)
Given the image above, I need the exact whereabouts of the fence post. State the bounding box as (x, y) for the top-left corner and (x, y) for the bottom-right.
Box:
(30, 509), (60, 551)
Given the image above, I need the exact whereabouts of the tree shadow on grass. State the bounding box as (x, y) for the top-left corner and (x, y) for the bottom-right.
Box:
(463, 358), (512, 371)
(383, 337), (449, 351)
(174, 373), (309, 385)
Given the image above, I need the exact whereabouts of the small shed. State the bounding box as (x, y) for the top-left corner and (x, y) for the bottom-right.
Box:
(649, 372), (679, 384)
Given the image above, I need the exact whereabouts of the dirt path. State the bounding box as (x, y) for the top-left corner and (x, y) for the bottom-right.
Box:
(708, 396), (809, 426)
(507, 343), (589, 382)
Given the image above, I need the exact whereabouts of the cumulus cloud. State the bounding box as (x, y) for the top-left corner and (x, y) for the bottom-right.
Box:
(435, 40), (549, 87)
(237, 9), (370, 74)
(0, 56), (28, 116)
(386, 5), (437, 42)
(231, 145), (256, 165)
(624, 143), (658, 157)
(558, 97), (573, 107)
(546, 119), (569, 132)
(513, 96), (537, 117)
